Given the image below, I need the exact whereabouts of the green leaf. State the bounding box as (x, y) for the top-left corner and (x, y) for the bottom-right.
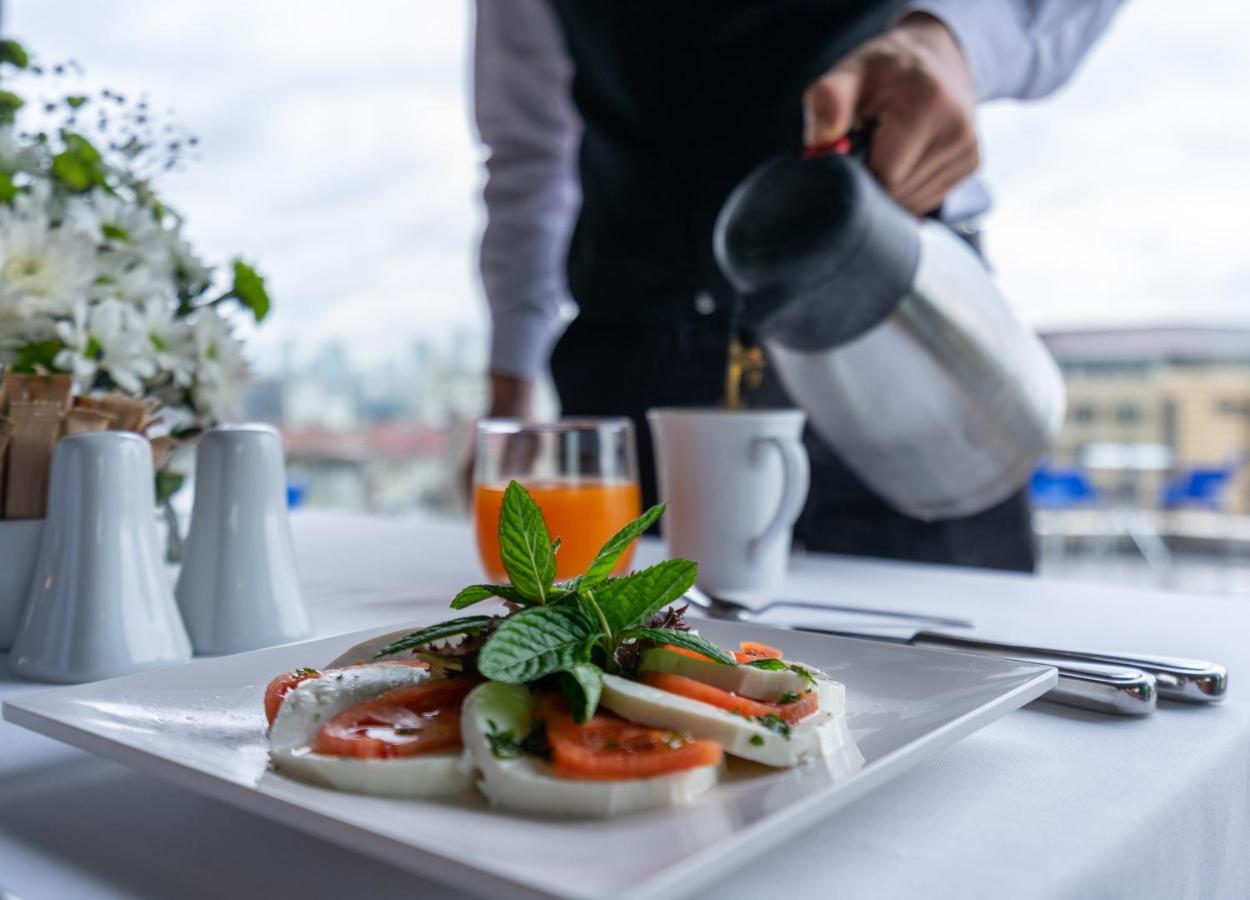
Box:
(0, 40), (29, 69)
(450, 583), (531, 610)
(52, 132), (107, 192)
(0, 172), (17, 204)
(746, 658), (788, 671)
(12, 339), (63, 373)
(476, 606), (596, 683)
(374, 615), (496, 658)
(594, 559), (698, 634)
(581, 504), (665, 586)
(100, 223), (129, 242)
(65, 95), (88, 109)
(559, 662), (603, 723)
(154, 471), (185, 504)
(229, 259), (271, 322)
(0, 90), (23, 125)
(497, 481), (556, 604)
(621, 627), (735, 665)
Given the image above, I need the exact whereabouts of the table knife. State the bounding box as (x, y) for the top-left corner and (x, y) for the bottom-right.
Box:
(805, 627), (1159, 716)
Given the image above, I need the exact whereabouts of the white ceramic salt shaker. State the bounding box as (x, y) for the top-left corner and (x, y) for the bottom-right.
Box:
(10, 431), (192, 683)
(175, 424), (310, 654)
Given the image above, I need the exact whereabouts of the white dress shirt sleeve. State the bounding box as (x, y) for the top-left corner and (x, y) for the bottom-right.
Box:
(475, 0), (581, 380)
(908, 0), (1128, 101)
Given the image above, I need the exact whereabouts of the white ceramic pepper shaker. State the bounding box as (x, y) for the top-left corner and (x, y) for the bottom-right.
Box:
(175, 424), (310, 654)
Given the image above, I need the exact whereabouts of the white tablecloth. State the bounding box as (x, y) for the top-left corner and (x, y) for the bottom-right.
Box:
(1, 511), (1247, 900)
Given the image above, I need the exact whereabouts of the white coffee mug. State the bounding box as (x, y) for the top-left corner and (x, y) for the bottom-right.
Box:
(10, 432), (192, 683)
(647, 408), (810, 602)
(176, 424), (310, 654)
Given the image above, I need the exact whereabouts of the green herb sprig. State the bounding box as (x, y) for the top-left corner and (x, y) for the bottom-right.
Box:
(378, 480), (735, 722)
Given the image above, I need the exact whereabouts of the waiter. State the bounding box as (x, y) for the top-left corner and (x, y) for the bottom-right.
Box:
(475, 0), (1124, 571)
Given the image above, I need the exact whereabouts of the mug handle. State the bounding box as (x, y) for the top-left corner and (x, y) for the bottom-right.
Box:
(748, 435), (810, 561)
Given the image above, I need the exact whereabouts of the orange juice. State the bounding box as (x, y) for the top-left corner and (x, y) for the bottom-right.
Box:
(474, 480), (643, 582)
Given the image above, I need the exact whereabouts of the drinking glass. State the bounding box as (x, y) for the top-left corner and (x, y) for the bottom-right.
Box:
(473, 418), (641, 582)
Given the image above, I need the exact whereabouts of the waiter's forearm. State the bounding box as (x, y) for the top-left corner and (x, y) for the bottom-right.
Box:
(476, 0), (581, 388)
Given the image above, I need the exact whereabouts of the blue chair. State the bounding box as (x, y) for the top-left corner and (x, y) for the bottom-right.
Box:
(286, 481), (308, 509)
(1030, 466), (1101, 510)
(1160, 460), (1241, 511)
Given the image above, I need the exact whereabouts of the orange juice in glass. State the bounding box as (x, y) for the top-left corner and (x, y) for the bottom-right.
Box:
(473, 419), (642, 582)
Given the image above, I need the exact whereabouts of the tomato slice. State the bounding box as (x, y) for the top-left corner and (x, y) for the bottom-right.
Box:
(264, 669), (321, 725)
(734, 641), (784, 664)
(312, 679), (475, 759)
(640, 671), (819, 724)
(535, 694), (722, 781)
(262, 660), (428, 726)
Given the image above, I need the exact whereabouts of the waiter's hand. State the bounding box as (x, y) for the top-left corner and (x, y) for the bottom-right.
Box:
(487, 372), (535, 420)
(803, 12), (978, 216)
(461, 373), (536, 500)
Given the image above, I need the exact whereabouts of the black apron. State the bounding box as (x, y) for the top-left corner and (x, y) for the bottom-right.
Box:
(545, 0), (1035, 572)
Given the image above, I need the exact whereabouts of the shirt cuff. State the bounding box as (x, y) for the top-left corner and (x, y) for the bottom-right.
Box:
(904, 0), (1030, 101)
(488, 305), (565, 381)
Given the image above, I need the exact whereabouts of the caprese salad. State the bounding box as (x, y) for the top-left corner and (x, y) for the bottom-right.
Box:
(264, 482), (861, 816)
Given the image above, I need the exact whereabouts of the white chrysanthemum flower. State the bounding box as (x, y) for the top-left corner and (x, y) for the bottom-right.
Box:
(65, 188), (163, 249)
(93, 254), (173, 307)
(53, 301), (101, 390)
(54, 298), (158, 395)
(190, 310), (249, 417)
(0, 206), (97, 317)
(168, 233), (213, 297)
(138, 301), (195, 386)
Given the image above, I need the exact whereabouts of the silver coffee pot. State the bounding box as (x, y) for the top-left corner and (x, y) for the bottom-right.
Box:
(714, 147), (1064, 521)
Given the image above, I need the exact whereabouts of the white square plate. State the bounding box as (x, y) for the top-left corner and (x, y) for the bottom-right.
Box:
(3, 619), (1054, 900)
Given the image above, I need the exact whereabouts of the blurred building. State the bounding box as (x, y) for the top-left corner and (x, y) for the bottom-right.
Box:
(241, 334), (488, 515)
(1043, 326), (1250, 512)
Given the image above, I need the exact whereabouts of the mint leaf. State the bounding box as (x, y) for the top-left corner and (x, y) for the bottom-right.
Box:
(559, 662), (603, 723)
(451, 583), (531, 610)
(581, 504), (665, 586)
(595, 559), (698, 634)
(746, 658), (787, 671)
(497, 481), (556, 604)
(623, 627), (735, 665)
(375, 616), (495, 658)
(477, 606), (596, 683)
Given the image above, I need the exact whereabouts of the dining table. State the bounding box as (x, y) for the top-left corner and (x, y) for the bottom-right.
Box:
(1, 509), (1246, 900)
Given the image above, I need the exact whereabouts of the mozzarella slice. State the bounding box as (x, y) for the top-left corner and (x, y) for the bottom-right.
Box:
(601, 671), (858, 768)
(269, 664), (472, 798)
(638, 647), (811, 701)
(461, 682), (721, 817)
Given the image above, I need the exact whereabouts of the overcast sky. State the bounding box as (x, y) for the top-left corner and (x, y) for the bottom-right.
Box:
(7, 1), (1248, 371)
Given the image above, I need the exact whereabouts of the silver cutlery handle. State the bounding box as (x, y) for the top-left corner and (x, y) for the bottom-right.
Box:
(808, 627), (1158, 716)
(912, 633), (1227, 704)
(1011, 656), (1157, 717)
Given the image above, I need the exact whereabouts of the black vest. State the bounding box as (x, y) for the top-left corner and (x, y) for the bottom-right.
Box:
(548, 0), (904, 323)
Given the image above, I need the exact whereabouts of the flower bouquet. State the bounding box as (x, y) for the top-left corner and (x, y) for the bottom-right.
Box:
(0, 38), (271, 528)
